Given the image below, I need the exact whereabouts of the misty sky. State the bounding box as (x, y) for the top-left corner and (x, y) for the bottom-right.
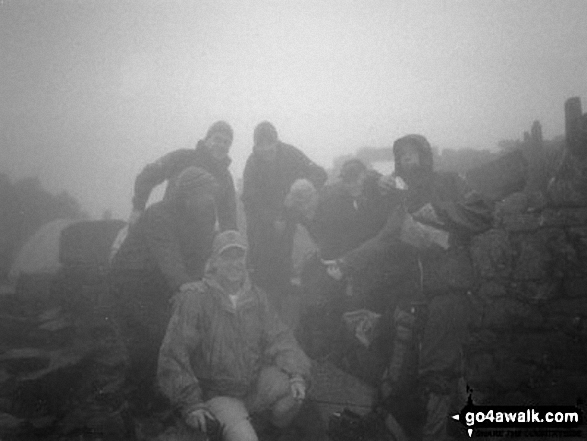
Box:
(1, 0), (586, 219)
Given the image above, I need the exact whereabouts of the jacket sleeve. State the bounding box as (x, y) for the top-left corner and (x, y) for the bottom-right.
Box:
(132, 150), (192, 211)
(217, 172), (238, 231)
(340, 204), (407, 275)
(290, 146), (328, 190)
(259, 289), (312, 381)
(432, 174), (493, 236)
(158, 291), (204, 418)
(143, 209), (192, 290)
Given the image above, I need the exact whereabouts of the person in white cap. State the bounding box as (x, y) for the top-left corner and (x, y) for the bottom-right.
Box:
(158, 230), (311, 441)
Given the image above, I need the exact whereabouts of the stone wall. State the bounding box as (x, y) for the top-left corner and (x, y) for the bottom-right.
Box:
(466, 206), (587, 406)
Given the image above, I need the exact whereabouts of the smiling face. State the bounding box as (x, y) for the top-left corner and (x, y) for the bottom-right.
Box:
(213, 246), (247, 284)
(204, 132), (232, 162)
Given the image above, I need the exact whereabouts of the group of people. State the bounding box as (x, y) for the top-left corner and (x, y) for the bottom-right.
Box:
(108, 119), (494, 441)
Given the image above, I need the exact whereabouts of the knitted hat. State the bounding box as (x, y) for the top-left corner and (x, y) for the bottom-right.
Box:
(205, 120), (233, 142)
(211, 230), (247, 261)
(174, 166), (218, 199)
(253, 121), (278, 147)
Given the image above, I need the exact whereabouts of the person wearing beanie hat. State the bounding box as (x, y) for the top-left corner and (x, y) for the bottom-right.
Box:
(110, 165), (218, 420)
(242, 121), (328, 312)
(158, 229), (312, 440)
(130, 119), (237, 231)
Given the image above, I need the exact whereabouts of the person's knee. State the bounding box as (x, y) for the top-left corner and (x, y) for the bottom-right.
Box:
(206, 396), (253, 440)
(270, 394), (302, 428)
(222, 419), (258, 441)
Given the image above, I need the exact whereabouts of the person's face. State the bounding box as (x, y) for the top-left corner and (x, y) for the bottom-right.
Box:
(343, 171), (367, 199)
(399, 145), (421, 172)
(254, 141), (278, 162)
(184, 190), (215, 217)
(205, 133), (232, 161)
(214, 247), (247, 283)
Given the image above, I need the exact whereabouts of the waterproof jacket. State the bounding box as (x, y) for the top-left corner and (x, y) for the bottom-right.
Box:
(132, 141), (237, 231)
(111, 197), (216, 292)
(310, 170), (392, 260)
(158, 277), (312, 418)
(341, 135), (493, 296)
(242, 142), (327, 228)
(242, 142), (327, 286)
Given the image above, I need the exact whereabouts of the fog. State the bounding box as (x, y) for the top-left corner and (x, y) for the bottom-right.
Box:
(1, 0), (586, 219)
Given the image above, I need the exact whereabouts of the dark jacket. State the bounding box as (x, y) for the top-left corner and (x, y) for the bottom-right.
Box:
(242, 142), (328, 228)
(341, 135), (493, 296)
(310, 170), (392, 260)
(132, 141), (237, 231)
(111, 197), (216, 292)
(242, 142), (327, 284)
(158, 276), (311, 418)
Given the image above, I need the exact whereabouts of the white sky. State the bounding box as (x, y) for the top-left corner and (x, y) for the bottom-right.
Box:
(1, 0), (586, 218)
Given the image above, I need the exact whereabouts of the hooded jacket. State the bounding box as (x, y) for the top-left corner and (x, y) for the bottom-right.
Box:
(112, 188), (217, 292)
(157, 276), (312, 418)
(132, 141), (237, 231)
(341, 134), (493, 296)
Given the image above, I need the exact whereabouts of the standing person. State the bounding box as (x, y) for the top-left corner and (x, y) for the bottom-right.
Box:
(241, 121), (327, 310)
(158, 230), (312, 441)
(286, 160), (405, 375)
(110, 166), (218, 417)
(329, 134), (493, 440)
(130, 120), (237, 231)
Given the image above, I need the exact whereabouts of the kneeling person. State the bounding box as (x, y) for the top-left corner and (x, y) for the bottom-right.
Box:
(158, 230), (311, 441)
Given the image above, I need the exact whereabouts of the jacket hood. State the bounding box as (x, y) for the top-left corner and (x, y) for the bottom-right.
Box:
(393, 134), (434, 177)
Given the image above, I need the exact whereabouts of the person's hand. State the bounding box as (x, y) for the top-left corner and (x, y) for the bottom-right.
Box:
(185, 408), (215, 433)
(128, 208), (143, 225)
(274, 219), (287, 235)
(179, 281), (204, 294)
(322, 259), (343, 281)
(378, 174), (408, 194)
(290, 376), (306, 401)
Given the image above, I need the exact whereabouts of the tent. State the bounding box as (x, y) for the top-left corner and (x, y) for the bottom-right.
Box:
(8, 219), (78, 280)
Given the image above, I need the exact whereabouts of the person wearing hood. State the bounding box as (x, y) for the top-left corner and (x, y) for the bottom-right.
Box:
(241, 121), (328, 310)
(327, 134), (493, 440)
(130, 120), (237, 231)
(158, 230), (312, 441)
(110, 166), (219, 417)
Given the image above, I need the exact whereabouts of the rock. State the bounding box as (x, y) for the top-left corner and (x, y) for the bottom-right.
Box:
(465, 353), (495, 386)
(548, 298), (587, 317)
(510, 280), (561, 302)
(500, 213), (541, 232)
(0, 411), (23, 430)
(540, 208), (587, 228)
(511, 234), (551, 280)
(564, 278), (587, 297)
(496, 192), (530, 216)
(471, 229), (513, 278)
(481, 298), (544, 329)
(568, 227), (587, 267)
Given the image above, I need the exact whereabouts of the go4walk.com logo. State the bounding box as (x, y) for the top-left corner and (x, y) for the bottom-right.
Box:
(451, 396), (584, 438)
